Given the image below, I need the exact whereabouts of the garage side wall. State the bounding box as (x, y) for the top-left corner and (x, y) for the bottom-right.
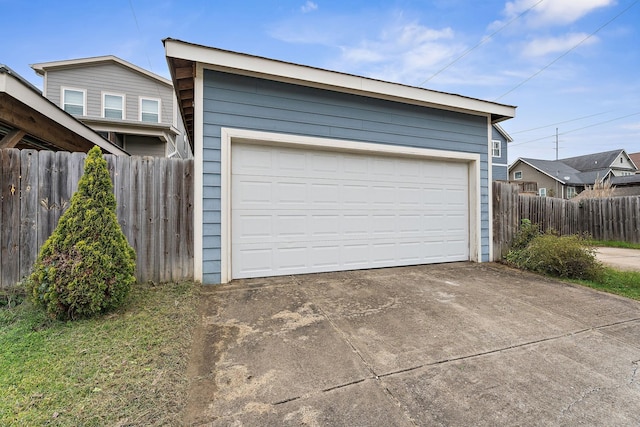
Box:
(201, 70), (490, 283)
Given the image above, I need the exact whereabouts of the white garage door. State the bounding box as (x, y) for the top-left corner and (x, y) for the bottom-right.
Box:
(231, 143), (469, 279)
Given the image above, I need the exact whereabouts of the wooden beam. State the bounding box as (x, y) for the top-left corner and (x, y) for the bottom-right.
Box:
(177, 78), (194, 90)
(0, 94), (93, 152)
(174, 66), (194, 80)
(0, 129), (26, 148)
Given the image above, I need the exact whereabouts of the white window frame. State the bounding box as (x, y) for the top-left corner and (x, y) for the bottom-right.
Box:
(102, 92), (125, 120)
(61, 87), (86, 116)
(566, 186), (576, 199)
(539, 188), (547, 197)
(513, 171), (522, 180)
(491, 140), (501, 158)
(139, 97), (161, 123)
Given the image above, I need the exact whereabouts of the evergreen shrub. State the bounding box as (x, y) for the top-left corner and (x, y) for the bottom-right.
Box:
(27, 146), (136, 320)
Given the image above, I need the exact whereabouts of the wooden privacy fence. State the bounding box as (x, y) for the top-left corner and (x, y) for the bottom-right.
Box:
(0, 148), (193, 289)
(493, 181), (640, 260)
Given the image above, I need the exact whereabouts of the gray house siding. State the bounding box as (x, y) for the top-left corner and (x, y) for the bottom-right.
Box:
(44, 63), (173, 124)
(201, 70), (491, 283)
(491, 126), (508, 181)
(124, 135), (167, 157)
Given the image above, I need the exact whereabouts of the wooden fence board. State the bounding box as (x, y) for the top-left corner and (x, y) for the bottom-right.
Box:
(19, 150), (38, 281)
(157, 157), (169, 283)
(184, 159), (194, 279)
(493, 181), (640, 260)
(0, 149), (194, 289)
(1, 149), (21, 287)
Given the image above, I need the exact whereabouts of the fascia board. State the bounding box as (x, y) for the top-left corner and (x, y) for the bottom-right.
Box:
(165, 40), (516, 120)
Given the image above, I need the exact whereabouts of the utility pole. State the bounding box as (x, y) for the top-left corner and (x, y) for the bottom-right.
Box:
(555, 127), (559, 160)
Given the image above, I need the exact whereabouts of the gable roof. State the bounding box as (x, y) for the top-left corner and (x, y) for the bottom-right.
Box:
(510, 149), (634, 186)
(163, 38), (517, 145)
(493, 123), (513, 142)
(515, 158), (581, 185)
(560, 149), (628, 172)
(0, 65), (127, 155)
(31, 55), (172, 87)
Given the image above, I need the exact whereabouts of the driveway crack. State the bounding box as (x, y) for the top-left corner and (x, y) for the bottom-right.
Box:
(560, 387), (602, 416)
(290, 275), (419, 426)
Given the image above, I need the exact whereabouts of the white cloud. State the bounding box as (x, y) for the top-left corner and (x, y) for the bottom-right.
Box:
(502, 0), (615, 27)
(301, 1), (318, 13)
(335, 21), (460, 84)
(522, 32), (598, 57)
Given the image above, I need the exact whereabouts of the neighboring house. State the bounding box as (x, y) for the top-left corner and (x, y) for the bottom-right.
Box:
(31, 56), (191, 158)
(0, 64), (125, 155)
(509, 149), (638, 199)
(490, 123), (512, 181)
(164, 38), (516, 284)
(629, 152), (640, 173)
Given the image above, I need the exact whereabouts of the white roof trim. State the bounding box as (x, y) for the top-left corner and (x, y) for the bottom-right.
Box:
(31, 55), (172, 86)
(493, 123), (513, 142)
(164, 39), (516, 121)
(0, 68), (127, 156)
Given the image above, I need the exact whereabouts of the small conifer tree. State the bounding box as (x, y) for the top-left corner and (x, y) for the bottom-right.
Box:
(27, 146), (136, 320)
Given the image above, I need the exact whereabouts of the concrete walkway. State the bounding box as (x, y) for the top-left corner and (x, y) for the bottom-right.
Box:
(596, 247), (640, 271)
(184, 263), (640, 426)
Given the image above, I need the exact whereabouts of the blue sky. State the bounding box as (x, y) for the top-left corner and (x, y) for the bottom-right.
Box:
(2, 0), (639, 163)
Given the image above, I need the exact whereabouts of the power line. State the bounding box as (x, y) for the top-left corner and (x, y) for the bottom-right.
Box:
(509, 111), (612, 134)
(128, 0), (154, 73)
(417, 0), (545, 87)
(510, 111), (640, 147)
(494, 0), (640, 101)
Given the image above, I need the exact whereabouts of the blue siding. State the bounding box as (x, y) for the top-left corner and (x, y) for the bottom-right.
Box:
(201, 70), (492, 283)
(491, 125), (509, 181)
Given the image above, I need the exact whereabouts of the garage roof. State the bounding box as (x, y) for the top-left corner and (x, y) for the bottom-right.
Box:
(163, 38), (516, 147)
(0, 65), (127, 155)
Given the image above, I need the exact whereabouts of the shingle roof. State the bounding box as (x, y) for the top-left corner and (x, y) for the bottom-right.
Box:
(560, 149), (624, 172)
(519, 158), (581, 184)
(611, 174), (640, 186)
(514, 149), (635, 186)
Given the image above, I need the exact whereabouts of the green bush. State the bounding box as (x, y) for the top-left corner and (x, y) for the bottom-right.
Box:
(510, 218), (540, 251)
(26, 146), (136, 320)
(506, 233), (603, 280)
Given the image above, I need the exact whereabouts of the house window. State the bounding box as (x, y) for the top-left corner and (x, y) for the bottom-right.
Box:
(566, 187), (576, 199)
(62, 88), (85, 116)
(513, 171), (522, 180)
(492, 140), (501, 158)
(140, 98), (160, 123)
(103, 93), (124, 119)
(539, 188), (547, 197)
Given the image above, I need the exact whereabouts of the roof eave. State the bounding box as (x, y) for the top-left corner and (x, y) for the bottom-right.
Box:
(164, 39), (516, 123)
(511, 158), (566, 184)
(1, 69), (128, 156)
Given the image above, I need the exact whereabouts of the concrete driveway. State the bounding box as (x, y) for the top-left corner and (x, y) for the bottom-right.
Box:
(596, 247), (640, 272)
(184, 263), (640, 426)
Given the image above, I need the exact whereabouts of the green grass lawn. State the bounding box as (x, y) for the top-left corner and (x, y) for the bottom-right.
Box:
(0, 281), (199, 426)
(590, 239), (640, 250)
(571, 267), (640, 301)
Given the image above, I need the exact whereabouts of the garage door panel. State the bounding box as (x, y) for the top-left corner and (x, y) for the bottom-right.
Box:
(276, 182), (307, 204)
(231, 143), (469, 279)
